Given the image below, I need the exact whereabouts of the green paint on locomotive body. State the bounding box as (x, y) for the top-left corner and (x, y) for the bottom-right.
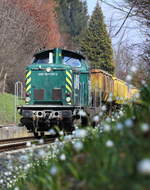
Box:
(25, 48), (90, 107)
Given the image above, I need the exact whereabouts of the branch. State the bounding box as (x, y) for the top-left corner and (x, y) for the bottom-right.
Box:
(114, 5), (134, 36)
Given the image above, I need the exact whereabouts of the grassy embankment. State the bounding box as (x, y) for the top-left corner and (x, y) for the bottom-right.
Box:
(9, 84), (150, 190)
(0, 93), (23, 125)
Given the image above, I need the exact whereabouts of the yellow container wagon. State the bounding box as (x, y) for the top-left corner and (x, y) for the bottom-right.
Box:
(113, 77), (128, 104)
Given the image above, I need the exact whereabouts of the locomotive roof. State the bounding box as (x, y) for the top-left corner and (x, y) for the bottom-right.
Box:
(34, 48), (85, 60)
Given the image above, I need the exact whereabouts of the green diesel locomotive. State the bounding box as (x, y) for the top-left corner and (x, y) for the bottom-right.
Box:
(18, 48), (90, 136)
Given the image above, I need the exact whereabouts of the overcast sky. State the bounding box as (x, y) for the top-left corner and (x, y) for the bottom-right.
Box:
(86, 0), (142, 49)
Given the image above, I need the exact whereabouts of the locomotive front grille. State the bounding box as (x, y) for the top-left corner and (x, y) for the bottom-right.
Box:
(34, 89), (44, 100)
(52, 88), (62, 100)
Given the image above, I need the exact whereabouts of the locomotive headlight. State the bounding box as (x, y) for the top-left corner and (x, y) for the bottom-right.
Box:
(25, 97), (31, 102)
(66, 97), (71, 102)
(46, 67), (51, 72)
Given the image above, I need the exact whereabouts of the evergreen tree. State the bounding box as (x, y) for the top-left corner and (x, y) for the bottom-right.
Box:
(80, 2), (114, 74)
(56, 0), (88, 49)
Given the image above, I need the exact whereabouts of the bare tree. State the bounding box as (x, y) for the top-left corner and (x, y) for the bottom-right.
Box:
(0, 0), (62, 93)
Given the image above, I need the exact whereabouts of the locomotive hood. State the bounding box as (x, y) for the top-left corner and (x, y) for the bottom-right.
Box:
(25, 64), (73, 105)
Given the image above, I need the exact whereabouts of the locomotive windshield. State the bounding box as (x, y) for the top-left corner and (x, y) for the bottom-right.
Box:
(33, 57), (49, 64)
(63, 56), (81, 67)
(32, 51), (53, 64)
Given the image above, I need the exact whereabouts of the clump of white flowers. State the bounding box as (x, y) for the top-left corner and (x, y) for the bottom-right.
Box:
(74, 129), (87, 138)
(137, 159), (150, 175)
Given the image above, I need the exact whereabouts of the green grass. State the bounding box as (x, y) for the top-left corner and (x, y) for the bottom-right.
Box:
(0, 93), (24, 125)
(10, 84), (150, 190)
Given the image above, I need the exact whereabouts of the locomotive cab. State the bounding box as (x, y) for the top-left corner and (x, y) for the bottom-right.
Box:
(18, 48), (90, 135)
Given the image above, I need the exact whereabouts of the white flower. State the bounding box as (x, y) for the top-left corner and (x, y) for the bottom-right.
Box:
(108, 97), (112, 102)
(20, 155), (28, 162)
(126, 75), (132, 82)
(64, 135), (72, 141)
(73, 141), (83, 151)
(105, 140), (114, 147)
(7, 154), (11, 159)
(49, 129), (56, 135)
(116, 123), (124, 130)
(119, 111), (124, 116)
(124, 119), (133, 127)
(140, 123), (149, 132)
(99, 112), (103, 116)
(26, 141), (31, 147)
(106, 117), (111, 123)
(55, 138), (59, 142)
(74, 129), (87, 138)
(78, 110), (86, 117)
(93, 115), (99, 122)
(130, 66), (137, 72)
(141, 80), (146, 85)
(24, 163), (31, 170)
(38, 149), (46, 157)
(59, 131), (64, 136)
(49, 165), (58, 176)
(103, 124), (111, 132)
(138, 159), (150, 175)
(101, 105), (107, 111)
(39, 139), (44, 144)
(59, 154), (66, 161)
(4, 172), (9, 176)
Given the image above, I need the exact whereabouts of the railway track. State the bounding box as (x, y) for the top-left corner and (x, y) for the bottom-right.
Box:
(0, 136), (56, 153)
(0, 136), (35, 145)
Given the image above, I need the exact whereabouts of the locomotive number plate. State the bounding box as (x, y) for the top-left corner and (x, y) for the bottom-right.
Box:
(38, 73), (58, 76)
